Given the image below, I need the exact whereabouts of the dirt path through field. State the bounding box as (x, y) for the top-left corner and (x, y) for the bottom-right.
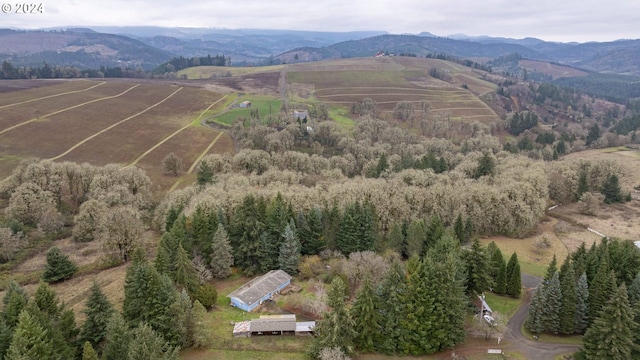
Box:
(124, 95), (228, 169)
(48, 87), (183, 161)
(0, 84), (140, 136)
(0, 81), (106, 109)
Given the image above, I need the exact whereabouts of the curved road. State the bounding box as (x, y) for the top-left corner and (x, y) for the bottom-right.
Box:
(501, 274), (582, 359)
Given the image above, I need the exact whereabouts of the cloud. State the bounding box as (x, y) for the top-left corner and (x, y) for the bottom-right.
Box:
(2, 0), (639, 42)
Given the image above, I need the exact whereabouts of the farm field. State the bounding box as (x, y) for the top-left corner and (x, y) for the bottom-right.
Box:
(0, 79), (234, 190)
(286, 56), (500, 125)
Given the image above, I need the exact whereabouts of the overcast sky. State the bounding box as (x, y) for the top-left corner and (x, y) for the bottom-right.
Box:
(3, 0), (639, 43)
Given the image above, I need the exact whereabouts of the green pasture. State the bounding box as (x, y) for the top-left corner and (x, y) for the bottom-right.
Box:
(211, 96), (282, 126)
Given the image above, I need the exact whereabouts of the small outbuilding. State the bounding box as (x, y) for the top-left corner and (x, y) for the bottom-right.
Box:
(227, 269), (292, 312)
(239, 100), (251, 108)
(232, 315), (315, 337)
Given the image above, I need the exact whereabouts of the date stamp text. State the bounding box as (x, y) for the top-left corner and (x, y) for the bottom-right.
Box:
(1, 3), (44, 14)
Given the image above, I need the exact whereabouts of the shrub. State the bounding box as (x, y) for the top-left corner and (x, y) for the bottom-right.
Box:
(192, 284), (218, 309)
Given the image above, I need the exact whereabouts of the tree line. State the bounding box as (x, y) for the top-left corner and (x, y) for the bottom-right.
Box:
(152, 55), (228, 75)
(525, 239), (640, 359)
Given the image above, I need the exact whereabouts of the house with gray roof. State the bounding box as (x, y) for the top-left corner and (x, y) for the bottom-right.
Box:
(227, 269), (292, 312)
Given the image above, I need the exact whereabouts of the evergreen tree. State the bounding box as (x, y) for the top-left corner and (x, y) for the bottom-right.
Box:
(488, 243), (504, 281)
(505, 253), (521, 297)
(589, 262), (615, 324)
(424, 215), (444, 250)
(494, 260), (507, 294)
(155, 233), (178, 276)
(351, 279), (381, 353)
(629, 272), (640, 306)
(0, 283), (29, 358)
(425, 250), (467, 353)
(464, 216), (475, 242)
(308, 277), (355, 358)
(473, 152), (496, 179)
(82, 340), (98, 360)
(386, 222), (405, 256)
(123, 258), (179, 342)
(191, 300), (211, 349)
(601, 174), (623, 204)
(5, 310), (52, 360)
(42, 247), (77, 283)
(80, 282), (114, 350)
(298, 208), (325, 255)
(405, 219), (426, 258)
(102, 313), (131, 360)
(540, 272), (562, 334)
(399, 257), (431, 355)
(173, 243), (199, 295)
(525, 285), (546, 334)
(585, 123), (601, 146)
(127, 323), (179, 360)
(558, 257), (577, 334)
(336, 203), (360, 255)
(575, 273), (590, 334)
(321, 203), (341, 251)
(209, 226), (234, 278)
(229, 194), (265, 275)
(571, 242), (588, 281)
(358, 201), (377, 252)
(544, 254), (558, 282)
(453, 214), (465, 243)
(196, 161), (214, 185)
(259, 194), (290, 272)
(463, 238), (491, 294)
(190, 206), (217, 260)
(583, 284), (638, 360)
(278, 220), (301, 275)
(577, 171), (589, 199)
(376, 261), (406, 355)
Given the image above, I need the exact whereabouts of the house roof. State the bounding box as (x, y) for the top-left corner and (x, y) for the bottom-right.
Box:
(250, 317), (296, 332)
(227, 270), (292, 306)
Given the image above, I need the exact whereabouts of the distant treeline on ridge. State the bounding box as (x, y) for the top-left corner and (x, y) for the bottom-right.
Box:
(152, 54), (229, 74)
(0, 54), (229, 80)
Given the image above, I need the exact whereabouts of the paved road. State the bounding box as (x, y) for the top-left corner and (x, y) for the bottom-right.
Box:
(501, 274), (582, 360)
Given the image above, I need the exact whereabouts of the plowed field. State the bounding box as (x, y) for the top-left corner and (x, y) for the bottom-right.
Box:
(0, 79), (233, 191)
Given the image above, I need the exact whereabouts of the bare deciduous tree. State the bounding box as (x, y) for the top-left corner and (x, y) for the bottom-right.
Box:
(0, 228), (23, 262)
(98, 206), (144, 264)
(6, 182), (56, 226)
(162, 152), (183, 176)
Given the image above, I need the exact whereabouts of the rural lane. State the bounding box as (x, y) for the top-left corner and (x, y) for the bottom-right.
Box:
(501, 274), (583, 359)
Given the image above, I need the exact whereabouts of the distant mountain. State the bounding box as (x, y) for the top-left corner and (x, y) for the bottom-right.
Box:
(1, 27), (639, 76)
(277, 34), (545, 62)
(277, 34), (640, 76)
(91, 26), (387, 63)
(0, 29), (174, 69)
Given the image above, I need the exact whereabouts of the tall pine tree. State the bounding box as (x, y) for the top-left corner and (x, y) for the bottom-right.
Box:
(351, 278), (381, 353)
(209, 226), (234, 278)
(278, 219), (301, 275)
(506, 252), (521, 297)
(558, 257), (577, 334)
(583, 284), (638, 360)
(80, 282), (114, 351)
(574, 273), (590, 334)
(308, 277), (355, 358)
